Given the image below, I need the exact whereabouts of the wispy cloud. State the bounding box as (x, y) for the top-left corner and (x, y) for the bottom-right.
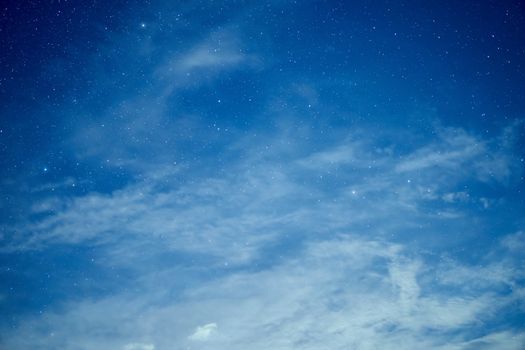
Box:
(2, 116), (523, 348)
(70, 27), (260, 171)
(395, 125), (521, 184)
(2, 1), (524, 349)
(1, 233), (523, 349)
(395, 128), (483, 173)
(188, 323), (218, 341)
(123, 343), (155, 350)
(4, 122), (521, 258)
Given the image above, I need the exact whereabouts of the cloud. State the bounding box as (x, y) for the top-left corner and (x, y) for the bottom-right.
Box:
(166, 33), (244, 73)
(1, 91), (523, 349)
(442, 191), (470, 203)
(123, 343), (155, 350)
(394, 125), (520, 184)
(188, 323), (218, 341)
(69, 27), (259, 171)
(455, 331), (525, 350)
(395, 128), (483, 173)
(1, 233), (523, 350)
(297, 143), (359, 167)
(3, 122), (522, 262)
(501, 231), (525, 252)
(156, 28), (259, 95)
(2, 2), (523, 350)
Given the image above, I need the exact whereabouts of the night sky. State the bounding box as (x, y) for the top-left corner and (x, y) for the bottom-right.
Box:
(1, 1), (525, 349)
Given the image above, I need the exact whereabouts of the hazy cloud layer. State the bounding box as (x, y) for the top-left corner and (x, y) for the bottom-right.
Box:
(1, 2), (524, 349)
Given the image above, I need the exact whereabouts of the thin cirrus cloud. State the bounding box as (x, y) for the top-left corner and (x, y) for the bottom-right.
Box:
(123, 343), (155, 350)
(1, 3), (524, 348)
(1, 232), (523, 349)
(4, 120), (521, 259)
(2, 118), (523, 348)
(70, 28), (259, 171)
(158, 30), (249, 78)
(6, 121), (520, 256)
(188, 323), (218, 341)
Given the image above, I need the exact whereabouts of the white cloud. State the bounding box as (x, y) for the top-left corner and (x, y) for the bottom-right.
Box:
(442, 191), (470, 203)
(156, 29), (259, 96)
(298, 143), (358, 167)
(388, 259), (421, 307)
(188, 323), (218, 341)
(123, 343), (155, 350)
(1, 116), (523, 349)
(395, 128), (483, 173)
(1, 234), (522, 350)
(454, 331), (525, 350)
(2, 2), (523, 349)
(501, 231), (525, 252)
(70, 27), (259, 171)
(177, 41), (244, 71)
(394, 126), (519, 185)
(3, 122), (521, 263)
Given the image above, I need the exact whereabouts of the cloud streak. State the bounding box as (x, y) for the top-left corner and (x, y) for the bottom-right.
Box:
(1, 117), (523, 349)
(1, 232), (523, 350)
(1, 4), (524, 349)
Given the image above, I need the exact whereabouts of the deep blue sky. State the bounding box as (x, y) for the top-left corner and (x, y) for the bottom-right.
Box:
(1, 1), (525, 349)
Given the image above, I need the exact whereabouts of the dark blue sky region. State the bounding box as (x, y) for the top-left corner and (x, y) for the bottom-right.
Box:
(1, 1), (525, 349)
